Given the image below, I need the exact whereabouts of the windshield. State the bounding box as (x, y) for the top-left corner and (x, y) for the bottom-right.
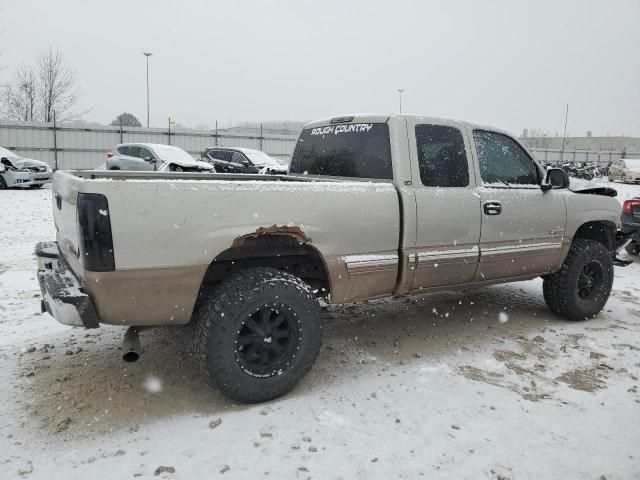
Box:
(243, 150), (282, 166)
(0, 147), (18, 158)
(152, 146), (195, 164)
(624, 159), (640, 169)
(289, 123), (392, 179)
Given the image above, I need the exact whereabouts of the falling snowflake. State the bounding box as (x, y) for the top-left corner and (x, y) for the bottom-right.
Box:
(143, 375), (163, 394)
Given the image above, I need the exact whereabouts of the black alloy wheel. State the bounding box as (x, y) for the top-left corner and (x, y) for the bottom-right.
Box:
(234, 303), (300, 378)
(577, 261), (604, 300)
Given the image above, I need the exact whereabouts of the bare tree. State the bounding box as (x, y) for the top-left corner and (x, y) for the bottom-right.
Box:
(3, 63), (38, 121)
(36, 46), (78, 122)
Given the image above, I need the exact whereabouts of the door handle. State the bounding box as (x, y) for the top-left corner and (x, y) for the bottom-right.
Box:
(483, 201), (502, 215)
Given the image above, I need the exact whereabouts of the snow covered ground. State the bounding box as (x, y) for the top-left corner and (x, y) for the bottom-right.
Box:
(1, 181), (639, 480)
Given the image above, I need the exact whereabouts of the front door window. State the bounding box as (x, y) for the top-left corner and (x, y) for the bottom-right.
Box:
(473, 130), (539, 186)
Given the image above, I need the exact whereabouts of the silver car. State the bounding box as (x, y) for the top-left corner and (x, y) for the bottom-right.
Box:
(0, 147), (53, 189)
(106, 143), (213, 172)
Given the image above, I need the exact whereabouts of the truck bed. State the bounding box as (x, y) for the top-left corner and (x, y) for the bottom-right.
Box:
(50, 170), (402, 325)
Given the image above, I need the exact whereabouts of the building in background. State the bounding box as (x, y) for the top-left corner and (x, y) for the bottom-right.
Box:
(521, 134), (640, 153)
(519, 132), (640, 165)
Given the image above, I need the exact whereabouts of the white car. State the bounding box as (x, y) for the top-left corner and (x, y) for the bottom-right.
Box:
(106, 143), (214, 173)
(608, 158), (640, 183)
(0, 147), (53, 189)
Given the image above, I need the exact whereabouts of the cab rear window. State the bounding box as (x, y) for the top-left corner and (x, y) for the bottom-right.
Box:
(289, 123), (392, 179)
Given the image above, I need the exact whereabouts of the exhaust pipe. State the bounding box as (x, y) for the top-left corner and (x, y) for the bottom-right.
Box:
(122, 327), (141, 363)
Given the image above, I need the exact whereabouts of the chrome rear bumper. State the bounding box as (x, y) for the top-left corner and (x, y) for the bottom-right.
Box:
(35, 241), (99, 328)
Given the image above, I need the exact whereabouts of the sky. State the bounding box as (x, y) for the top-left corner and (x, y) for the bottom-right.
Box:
(1, 0), (639, 136)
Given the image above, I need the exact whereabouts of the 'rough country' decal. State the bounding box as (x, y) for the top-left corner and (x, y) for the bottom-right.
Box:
(310, 124), (374, 136)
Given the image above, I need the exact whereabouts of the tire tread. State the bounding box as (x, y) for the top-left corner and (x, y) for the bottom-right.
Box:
(192, 267), (321, 403)
(543, 238), (613, 320)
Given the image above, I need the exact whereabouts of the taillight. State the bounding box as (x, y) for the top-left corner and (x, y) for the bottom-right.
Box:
(622, 198), (640, 214)
(77, 193), (115, 272)
(107, 151), (113, 158)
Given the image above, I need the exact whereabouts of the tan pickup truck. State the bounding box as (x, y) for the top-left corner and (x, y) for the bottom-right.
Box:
(36, 114), (627, 403)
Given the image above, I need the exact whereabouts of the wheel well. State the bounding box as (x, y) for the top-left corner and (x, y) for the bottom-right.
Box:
(200, 234), (330, 296)
(573, 221), (615, 251)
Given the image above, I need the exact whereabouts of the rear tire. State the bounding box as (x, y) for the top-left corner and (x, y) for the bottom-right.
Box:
(543, 239), (613, 320)
(193, 267), (322, 403)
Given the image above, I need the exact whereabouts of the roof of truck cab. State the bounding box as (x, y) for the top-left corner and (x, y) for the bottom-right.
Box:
(302, 114), (515, 137)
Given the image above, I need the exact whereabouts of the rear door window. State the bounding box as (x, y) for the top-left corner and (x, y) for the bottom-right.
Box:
(118, 146), (137, 156)
(290, 123), (392, 179)
(415, 124), (469, 187)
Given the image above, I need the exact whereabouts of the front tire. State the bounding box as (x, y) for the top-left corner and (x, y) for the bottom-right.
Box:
(193, 267), (322, 403)
(543, 239), (614, 320)
(0, 176), (7, 189)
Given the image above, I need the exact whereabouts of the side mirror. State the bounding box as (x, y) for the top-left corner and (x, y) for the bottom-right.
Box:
(542, 168), (570, 191)
(242, 160), (250, 167)
(144, 156), (156, 163)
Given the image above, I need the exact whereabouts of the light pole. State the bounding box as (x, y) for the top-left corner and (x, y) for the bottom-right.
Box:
(561, 104), (569, 163)
(397, 89), (405, 114)
(143, 52), (153, 128)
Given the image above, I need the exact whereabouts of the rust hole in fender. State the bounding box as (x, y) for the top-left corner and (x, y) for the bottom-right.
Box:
(231, 225), (312, 248)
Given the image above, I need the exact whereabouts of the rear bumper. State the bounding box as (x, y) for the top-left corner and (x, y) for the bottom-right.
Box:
(35, 241), (99, 329)
(621, 212), (640, 234)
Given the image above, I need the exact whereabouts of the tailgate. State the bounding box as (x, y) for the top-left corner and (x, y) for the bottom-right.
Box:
(51, 172), (82, 274)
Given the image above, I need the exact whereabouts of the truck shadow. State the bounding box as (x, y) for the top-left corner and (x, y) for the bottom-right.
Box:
(22, 281), (583, 436)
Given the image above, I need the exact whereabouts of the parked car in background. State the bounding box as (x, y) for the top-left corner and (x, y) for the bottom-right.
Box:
(608, 158), (640, 183)
(621, 197), (640, 255)
(106, 143), (214, 172)
(0, 147), (53, 189)
(202, 147), (288, 174)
